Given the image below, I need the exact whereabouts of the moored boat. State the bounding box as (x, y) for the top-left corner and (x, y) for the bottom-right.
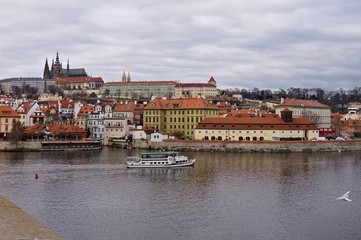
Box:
(127, 151), (196, 168)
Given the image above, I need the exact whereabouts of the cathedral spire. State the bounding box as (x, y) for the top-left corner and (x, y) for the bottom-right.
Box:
(55, 51), (60, 64)
(67, 58), (70, 76)
(127, 72), (131, 82)
(43, 58), (49, 93)
(43, 58), (50, 80)
(122, 70), (126, 82)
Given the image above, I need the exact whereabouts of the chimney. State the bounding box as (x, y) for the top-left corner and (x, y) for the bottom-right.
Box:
(281, 108), (293, 122)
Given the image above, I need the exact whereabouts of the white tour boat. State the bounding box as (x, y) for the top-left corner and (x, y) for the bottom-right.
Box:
(126, 151), (196, 168)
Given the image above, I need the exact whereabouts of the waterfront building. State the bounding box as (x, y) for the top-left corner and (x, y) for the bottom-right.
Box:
(143, 97), (219, 139)
(0, 106), (21, 137)
(195, 108), (319, 141)
(87, 110), (104, 140)
(103, 115), (128, 145)
(174, 76), (218, 98)
(274, 98), (331, 129)
(132, 125), (156, 141)
(101, 80), (177, 99)
(26, 123), (87, 140)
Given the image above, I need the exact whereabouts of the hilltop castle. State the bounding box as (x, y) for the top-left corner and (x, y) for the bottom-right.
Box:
(43, 52), (88, 80)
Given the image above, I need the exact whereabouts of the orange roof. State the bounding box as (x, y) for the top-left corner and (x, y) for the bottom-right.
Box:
(26, 124), (87, 134)
(54, 76), (104, 83)
(113, 102), (135, 112)
(0, 106), (20, 118)
(78, 106), (95, 116)
(197, 116), (317, 130)
(105, 80), (176, 85)
(276, 99), (330, 108)
(176, 83), (215, 87)
(145, 98), (219, 110)
(345, 119), (361, 127)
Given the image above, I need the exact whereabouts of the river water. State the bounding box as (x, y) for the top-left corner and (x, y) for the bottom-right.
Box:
(0, 148), (360, 240)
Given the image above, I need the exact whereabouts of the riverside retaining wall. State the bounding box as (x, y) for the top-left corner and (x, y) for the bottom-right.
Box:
(0, 194), (63, 239)
(0, 141), (41, 151)
(149, 140), (361, 153)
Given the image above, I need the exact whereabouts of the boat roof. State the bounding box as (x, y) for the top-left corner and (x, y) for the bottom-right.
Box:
(140, 152), (178, 155)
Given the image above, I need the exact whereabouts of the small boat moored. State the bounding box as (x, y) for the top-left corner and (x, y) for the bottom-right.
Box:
(127, 151), (196, 168)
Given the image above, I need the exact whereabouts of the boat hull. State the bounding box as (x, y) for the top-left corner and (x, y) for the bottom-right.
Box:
(127, 159), (196, 168)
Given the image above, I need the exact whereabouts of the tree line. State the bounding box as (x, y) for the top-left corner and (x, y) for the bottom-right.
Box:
(224, 86), (361, 112)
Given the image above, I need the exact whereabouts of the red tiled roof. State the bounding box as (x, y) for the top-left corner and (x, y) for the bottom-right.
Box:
(78, 106), (95, 116)
(176, 83), (215, 87)
(345, 119), (361, 127)
(113, 102), (135, 112)
(227, 109), (278, 118)
(0, 106), (20, 118)
(54, 76), (104, 83)
(276, 99), (330, 108)
(145, 98), (219, 110)
(197, 116), (317, 130)
(105, 80), (176, 85)
(26, 124), (87, 134)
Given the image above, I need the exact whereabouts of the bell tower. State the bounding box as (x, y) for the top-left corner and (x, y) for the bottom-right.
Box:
(51, 52), (62, 77)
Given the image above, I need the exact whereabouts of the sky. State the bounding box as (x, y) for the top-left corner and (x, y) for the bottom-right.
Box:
(1, 0), (361, 91)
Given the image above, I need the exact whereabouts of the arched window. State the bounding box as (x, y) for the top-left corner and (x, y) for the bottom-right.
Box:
(204, 136), (209, 140)
(252, 137), (257, 141)
(217, 136), (222, 140)
(211, 136), (216, 140)
(239, 136), (243, 141)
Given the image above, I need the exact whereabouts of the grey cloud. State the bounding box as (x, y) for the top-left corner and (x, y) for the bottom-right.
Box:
(1, 0), (361, 91)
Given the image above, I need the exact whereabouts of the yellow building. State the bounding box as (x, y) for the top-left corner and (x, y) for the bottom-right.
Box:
(195, 109), (319, 141)
(0, 106), (21, 137)
(143, 98), (219, 139)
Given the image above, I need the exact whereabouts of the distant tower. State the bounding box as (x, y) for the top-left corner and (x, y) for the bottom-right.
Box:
(127, 72), (131, 82)
(208, 76), (217, 87)
(43, 58), (50, 93)
(43, 58), (50, 80)
(66, 58), (70, 76)
(122, 70), (127, 82)
(51, 52), (62, 77)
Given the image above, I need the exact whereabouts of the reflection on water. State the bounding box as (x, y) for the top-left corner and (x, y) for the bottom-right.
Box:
(0, 148), (360, 240)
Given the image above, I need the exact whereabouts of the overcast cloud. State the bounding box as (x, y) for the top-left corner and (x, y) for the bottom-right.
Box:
(1, 0), (361, 90)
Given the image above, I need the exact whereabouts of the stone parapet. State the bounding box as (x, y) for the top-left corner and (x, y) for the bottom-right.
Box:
(0, 194), (63, 240)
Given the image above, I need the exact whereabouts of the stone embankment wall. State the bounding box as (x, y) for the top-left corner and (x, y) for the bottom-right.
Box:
(0, 141), (41, 151)
(149, 140), (361, 152)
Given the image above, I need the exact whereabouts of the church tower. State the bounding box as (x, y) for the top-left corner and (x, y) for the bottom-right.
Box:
(43, 58), (50, 80)
(51, 52), (62, 78)
(122, 70), (127, 82)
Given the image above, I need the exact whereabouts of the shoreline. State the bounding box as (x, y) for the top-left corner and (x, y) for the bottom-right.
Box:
(147, 139), (361, 153)
(0, 139), (360, 153)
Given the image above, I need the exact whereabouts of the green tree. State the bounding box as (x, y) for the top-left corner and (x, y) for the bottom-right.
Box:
(7, 120), (26, 148)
